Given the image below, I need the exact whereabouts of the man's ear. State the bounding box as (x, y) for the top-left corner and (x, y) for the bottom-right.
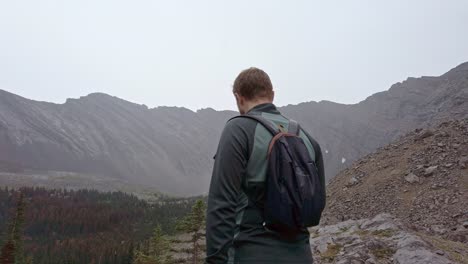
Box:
(234, 93), (244, 105)
(271, 91), (275, 101)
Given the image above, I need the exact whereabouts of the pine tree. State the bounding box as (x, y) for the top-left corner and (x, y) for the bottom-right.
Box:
(175, 200), (206, 264)
(0, 192), (32, 264)
(133, 225), (172, 264)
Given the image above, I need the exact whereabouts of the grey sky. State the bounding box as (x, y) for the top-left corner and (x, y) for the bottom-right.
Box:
(1, 0), (467, 111)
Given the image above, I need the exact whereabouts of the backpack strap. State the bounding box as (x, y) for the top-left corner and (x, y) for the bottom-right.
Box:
(288, 120), (300, 136)
(228, 114), (280, 135)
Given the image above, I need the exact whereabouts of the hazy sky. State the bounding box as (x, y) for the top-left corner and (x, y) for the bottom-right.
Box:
(1, 1), (467, 111)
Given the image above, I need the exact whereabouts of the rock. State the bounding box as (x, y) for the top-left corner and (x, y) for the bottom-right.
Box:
(311, 214), (455, 264)
(404, 173), (420, 184)
(365, 259), (377, 264)
(347, 176), (360, 187)
(459, 157), (468, 169)
(393, 248), (452, 264)
(360, 214), (398, 231)
(313, 236), (334, 254)
(396, 234), (427, 249)
(463, 221), (468, 228)
(435, 131), (449, 138)
(416, 130), (434, 140)
(430, 225), (446, 234)
(447, 230), (468, 243)
(423, 166), (438, 177)
(451, 213), (461, 218)
(394, 233), (452, 264)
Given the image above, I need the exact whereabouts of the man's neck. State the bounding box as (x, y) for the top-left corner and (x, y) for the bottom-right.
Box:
(243, 100), (273, 114)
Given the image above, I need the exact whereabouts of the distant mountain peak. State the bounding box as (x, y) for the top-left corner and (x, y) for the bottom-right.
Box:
(442, 61), (468, 78)
(84, 92), (114, 98)
(64, 92), (117, 104)
(154, 105), (194, 112)
(78, 92), (120, 102)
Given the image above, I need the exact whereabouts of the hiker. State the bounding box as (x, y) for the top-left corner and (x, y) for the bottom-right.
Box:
(205, 67), (326, 263)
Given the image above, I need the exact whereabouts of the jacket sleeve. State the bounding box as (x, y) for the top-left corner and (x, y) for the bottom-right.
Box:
(205, 120), (249, 263)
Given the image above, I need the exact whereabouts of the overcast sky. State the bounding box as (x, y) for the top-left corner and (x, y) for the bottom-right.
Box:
(1, 1), (467, 111)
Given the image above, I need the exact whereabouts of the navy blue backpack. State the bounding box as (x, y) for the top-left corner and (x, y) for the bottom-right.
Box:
(232, 114), (325, 231)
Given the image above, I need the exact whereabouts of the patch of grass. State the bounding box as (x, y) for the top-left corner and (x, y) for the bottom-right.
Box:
(321, 243), (342, 262)
(371, 229), (395, 238)
(338, 226), (350, 233)
(353, 229), (370, 237)
(370, 245), (396, 259)
(353, 228), (395, 239)
(418, 232), (468, 264)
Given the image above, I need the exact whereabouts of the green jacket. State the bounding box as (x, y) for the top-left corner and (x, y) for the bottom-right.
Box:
(205, 103), (325, 264)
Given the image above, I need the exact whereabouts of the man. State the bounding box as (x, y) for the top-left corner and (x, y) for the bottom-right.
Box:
(205, 67), (326, 263)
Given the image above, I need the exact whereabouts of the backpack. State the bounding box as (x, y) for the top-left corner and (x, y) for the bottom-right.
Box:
(230, 114), (325, 231)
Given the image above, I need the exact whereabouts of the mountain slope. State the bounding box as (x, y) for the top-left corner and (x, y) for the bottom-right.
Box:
(322, 119), (468, 243)
(282, 62), (468, 180)
(0, 62), (467, 195)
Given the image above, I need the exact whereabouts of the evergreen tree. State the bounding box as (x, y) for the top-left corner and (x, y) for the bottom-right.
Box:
(0, 192), (32, 264)
(134, 225), (172, 264)
(175, 200), (206, 264)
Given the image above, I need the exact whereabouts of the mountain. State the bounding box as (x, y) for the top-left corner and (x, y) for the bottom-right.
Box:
(322, 119), (468, 243)
(0, 62), (467, 195)
(0, 93), (231, 195)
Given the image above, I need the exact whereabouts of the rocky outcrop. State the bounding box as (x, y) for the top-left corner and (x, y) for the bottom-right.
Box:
(310, 214), (467, 264)
(0, 62), (467, 195)
(323, 119), (468, 245)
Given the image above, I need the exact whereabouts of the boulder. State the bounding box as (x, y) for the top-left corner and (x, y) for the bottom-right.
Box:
(404, 173), (420, 184)
(424, 166), (438, 177)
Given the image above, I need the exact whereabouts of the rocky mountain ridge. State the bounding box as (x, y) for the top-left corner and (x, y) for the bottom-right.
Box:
(323, 119), (468, 245)
(1, 62), (467, 195)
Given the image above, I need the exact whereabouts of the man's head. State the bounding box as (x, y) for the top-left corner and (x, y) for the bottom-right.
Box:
(233, 67), (275, 114)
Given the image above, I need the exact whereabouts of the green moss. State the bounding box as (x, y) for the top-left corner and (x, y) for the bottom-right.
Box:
(371, 245), (395, 259)
(353, 229), (370, 237)
(321, 243), (342, 262)
(371, 229), (395, 238)
(338, 226), (350, 233)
